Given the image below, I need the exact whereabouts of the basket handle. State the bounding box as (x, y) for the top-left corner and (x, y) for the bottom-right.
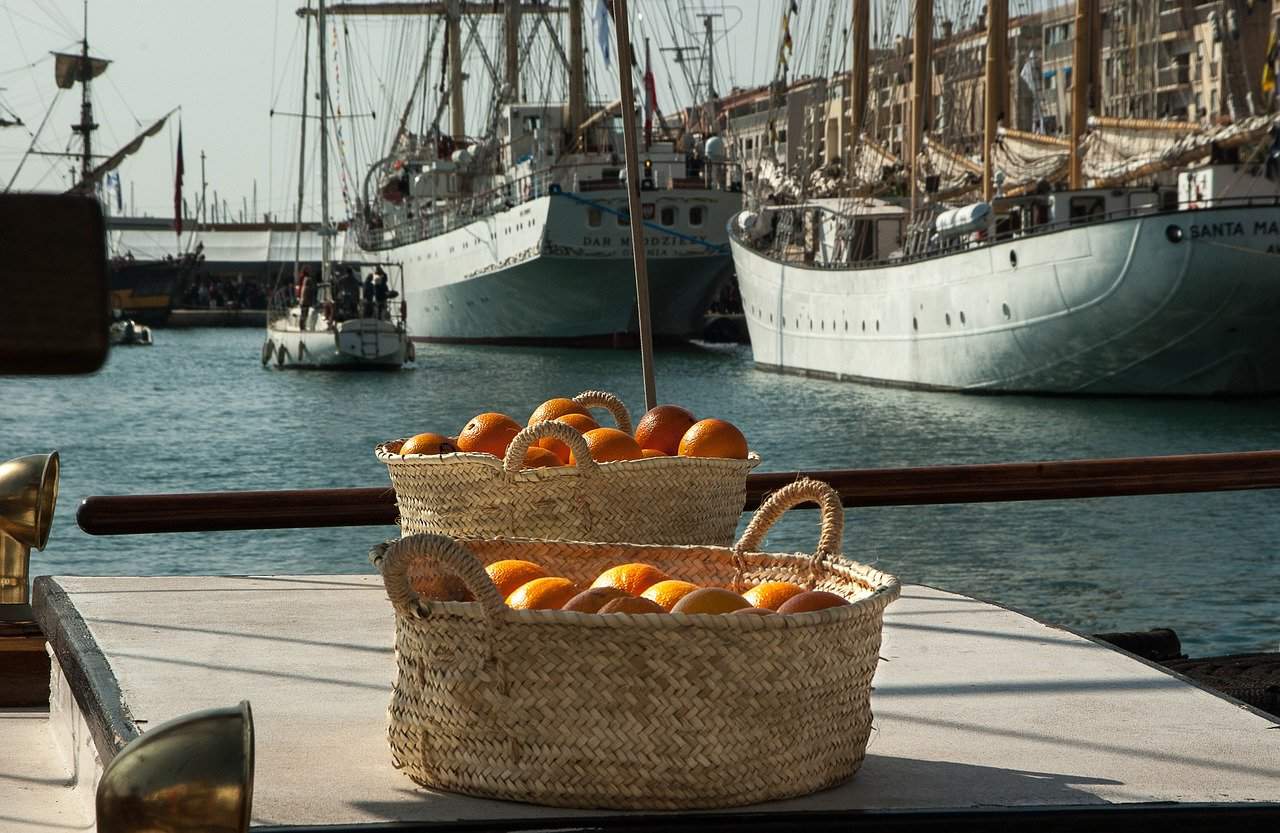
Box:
(733, 478), (844, 558)
(372, 533), (507, 622)
(573, 390), (633, 435)
(503, 420), (599, 473)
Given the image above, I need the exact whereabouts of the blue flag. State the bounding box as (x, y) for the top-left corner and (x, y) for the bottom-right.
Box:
(595, 0), (611, 68)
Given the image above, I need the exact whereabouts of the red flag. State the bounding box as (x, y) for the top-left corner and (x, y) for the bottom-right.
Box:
(644, 67), (658, 146)
(174, 126), (185, 236)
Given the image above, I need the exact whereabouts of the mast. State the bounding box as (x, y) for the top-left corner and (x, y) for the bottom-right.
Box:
(983, 0), (1007, 202)
(504, 0), (520, 101)
(849, 0), (869, 150)
(447, 0), (464, 137)
(569, 0), (585, 142)
(910, 0), (932, 216)
(319, 0), (332, 286)
(72, 2), (97, 188)
(295, 1), (313, 280)
(1069, 0), (1092, 190)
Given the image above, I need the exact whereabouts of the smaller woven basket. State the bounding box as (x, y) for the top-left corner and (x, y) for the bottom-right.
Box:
(371, 479), (900, 810)
(376, 390), (759, 547)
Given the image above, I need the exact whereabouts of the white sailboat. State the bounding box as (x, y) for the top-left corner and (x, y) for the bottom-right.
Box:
(264, 0), (412, 370)
(728, 0), (1280, 395)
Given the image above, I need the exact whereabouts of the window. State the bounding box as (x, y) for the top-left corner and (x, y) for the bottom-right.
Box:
(689, 206), (705, 227)
(616, 211), (629, 226)
(642, 203), (655, 220)
(588, 208), (602, 227)
(660, 206), (676, 226)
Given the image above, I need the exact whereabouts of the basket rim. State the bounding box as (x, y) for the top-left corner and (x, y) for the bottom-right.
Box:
(376, 439), (762, 472)
(391, 539), (900, 631)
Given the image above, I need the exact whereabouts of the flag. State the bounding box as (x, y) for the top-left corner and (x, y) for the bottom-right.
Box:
(106, 172), (123, 211)
(1263, 29), (1277, 99)
(779, 11), (794, 70)
(644, 65), (658, 144)
(595, 0), (611, 68)
(174, 125), (185, 237)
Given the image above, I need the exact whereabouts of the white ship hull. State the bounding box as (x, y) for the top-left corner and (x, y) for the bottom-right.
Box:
(265, 312), (411, 369)
(355, 189), (739, 344)
(731, 205), (1280, 395)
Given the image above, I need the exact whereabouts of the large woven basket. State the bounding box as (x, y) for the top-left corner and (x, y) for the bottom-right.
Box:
(376, 390), (759, 547)
(370, 479), (900, 810)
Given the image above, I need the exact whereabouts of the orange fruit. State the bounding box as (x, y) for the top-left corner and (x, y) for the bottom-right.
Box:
(634, 405), (697, 455)
(598, 596), (668, 615)
(385, 439), (405, 454)
(561, 586), (629, 613)
(671, 587), (752, 614)
(522, 446), (562, 468)
(641, 579), (701, 611)
(536, 412), (600, 464)
(400, 432), (458, 455)
(677, 418), (749, 459)
(485, 559), (549, 599)
(570, 427), (644, 464)
(528, 397), (590, 426)
(777, 590), (850, 614)
(640, 448), (667, 458)
(742, 581), (807, 611)
(591, 562), (670, 596)
(506, 576), (580, 610)
(410, 573), (473, 602)
(732, 606), (776, 616)
(457, 412), (522, 457)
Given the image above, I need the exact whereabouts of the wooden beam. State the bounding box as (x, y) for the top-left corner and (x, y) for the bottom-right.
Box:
(75, 450), (1280, 536)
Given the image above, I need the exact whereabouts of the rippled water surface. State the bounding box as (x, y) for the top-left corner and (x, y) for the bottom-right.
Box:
(4, 328), (1278, 656)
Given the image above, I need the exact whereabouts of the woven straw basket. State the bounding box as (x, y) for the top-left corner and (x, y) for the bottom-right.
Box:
(376, 390), (759, 547)
(370, 479), (900, 810)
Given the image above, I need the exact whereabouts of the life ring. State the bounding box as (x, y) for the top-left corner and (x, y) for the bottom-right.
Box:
(261, 340), (273, 365)
(276, 344), (289, 368)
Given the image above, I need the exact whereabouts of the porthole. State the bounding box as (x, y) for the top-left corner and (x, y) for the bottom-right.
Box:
(1009, 250), (1018, 268)
(1002, 303), (1011, 319)
(861, 321), (866, 332)
(844, 321), (848, 331)
(769, 313), (774, 323)
(945, 313), (951, 326)
(821, 320), (825, 330)
(875, 320), (880, 332)
(960, 311), (966, 324)
(1166, 225), (1184, 243)
(912, 317), (918, 331)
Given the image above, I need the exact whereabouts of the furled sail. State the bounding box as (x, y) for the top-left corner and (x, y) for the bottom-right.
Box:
(1083, 114), (1280, 187)
(53, 52), (110, 89)
(67, 109), (175, 194)
(991, 127), (1069, 194)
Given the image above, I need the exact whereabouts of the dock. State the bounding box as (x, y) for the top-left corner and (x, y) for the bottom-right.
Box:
(4, 574), (1276, 831)
(164, 308), (266, 328)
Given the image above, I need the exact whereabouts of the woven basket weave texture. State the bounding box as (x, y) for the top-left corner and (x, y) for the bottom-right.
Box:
(377, 390), (758, 546)
(372, 479), (900, 810)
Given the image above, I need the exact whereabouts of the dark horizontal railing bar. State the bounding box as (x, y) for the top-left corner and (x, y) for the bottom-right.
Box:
(76, 449), (1280, 536)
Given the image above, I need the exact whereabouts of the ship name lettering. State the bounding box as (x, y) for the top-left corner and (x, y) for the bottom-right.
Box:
(583, 236), (612, 246)
(1189, 222), (1244, 239)
(1255, 221), (1280, 236)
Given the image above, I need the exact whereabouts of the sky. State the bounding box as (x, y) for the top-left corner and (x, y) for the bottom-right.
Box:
(0, 0), (808, 223)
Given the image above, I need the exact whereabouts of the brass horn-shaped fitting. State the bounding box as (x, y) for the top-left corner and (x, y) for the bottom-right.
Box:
(0, 451), (59, 605)
(96, 700), (255, 833)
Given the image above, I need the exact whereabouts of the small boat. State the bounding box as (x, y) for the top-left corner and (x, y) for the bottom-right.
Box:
(108, 316), (153, 346)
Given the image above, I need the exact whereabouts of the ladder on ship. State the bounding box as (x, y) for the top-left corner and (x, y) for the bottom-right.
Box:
(359, 323), (380, 359)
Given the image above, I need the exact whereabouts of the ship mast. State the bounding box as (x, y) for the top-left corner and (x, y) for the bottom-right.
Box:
(849, 0), (869, 167)
(910, 0), (932, 217)
(294, 1), (313, 281)
(569, 0), (585, 144)
(1068, 0), (1093, 190)
(447, 0), (464, 138)
(319, 0), (333, 286)
(983, 0), (1007, 202)
(504, 0), (520, 101)
(72, 2), (97, 190)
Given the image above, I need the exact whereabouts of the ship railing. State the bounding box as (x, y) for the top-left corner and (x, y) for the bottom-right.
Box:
(355, 161), (741, 252)
(741, 194), (1280, 271)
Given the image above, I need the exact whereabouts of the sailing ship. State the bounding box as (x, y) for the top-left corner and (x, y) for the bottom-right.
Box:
(727, 0), (1280, 395)
(312, 0), (741, 346)
(1, 12), (189, 325)
(264, 0), (412, 369)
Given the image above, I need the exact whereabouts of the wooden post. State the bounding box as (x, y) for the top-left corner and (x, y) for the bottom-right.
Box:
(983, 0), (1007, 202)
(849, 0), (869, 147)
(612, 0), (657, 410)
(910, 0), (932, 216)
(569, 0), (585, 145)
(1069, 0), (1090, 189)
(504, 0), (520, 101)
(448, 0), (464, 138)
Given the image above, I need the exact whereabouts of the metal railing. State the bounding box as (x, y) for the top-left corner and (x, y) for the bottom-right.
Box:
(357, 161), (741, 252)
(737, 194), (1280, 272)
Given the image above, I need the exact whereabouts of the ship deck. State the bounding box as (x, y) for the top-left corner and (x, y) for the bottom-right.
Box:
(7, 573), (1277, 830)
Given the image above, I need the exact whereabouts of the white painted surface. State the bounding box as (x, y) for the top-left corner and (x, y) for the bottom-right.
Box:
(732, 206), (1280, 394)
(35, 575), (1280, 826)
(0, 706), (94, 832)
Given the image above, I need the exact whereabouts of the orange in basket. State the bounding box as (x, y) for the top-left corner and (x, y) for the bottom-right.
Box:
(507, 577), (580, 610)
(457, 413), (522, 456)
(743, 581), (807, 611)
(678, 419), (749, 460)
(671, 587), (752, 614)
(528, 397), (590, 426)
(641, 580), (701, 611)
(635, 405), (698, 455)
(591, 563), (670, 596)
(485, 559), (549, 599)
(570, 428), (643, 464)
(536, 412), (600, 463)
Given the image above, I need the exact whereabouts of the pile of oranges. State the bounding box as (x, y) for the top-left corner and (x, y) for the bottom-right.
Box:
(394, 398), (750, 465)
(486, 559), (851, 616)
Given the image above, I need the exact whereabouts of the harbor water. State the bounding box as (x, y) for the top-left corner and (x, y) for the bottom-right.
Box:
(4, 328), (1278, 657)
